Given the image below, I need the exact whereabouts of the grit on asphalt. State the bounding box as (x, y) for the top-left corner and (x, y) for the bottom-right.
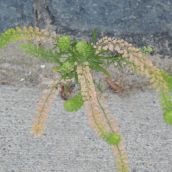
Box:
(0, 44), (172, 172)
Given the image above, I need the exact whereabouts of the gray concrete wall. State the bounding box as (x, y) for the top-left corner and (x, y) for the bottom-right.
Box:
(0, 0), (34, 31)
(0, 0), (172, 55)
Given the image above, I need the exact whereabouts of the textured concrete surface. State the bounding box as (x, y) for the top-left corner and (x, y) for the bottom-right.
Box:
(1, 0), (172, 34)
(48, 0), (172, 33)
(0, 0), (34, 32)
(0, 86), (172, 172)
(0, 43), (57, 88)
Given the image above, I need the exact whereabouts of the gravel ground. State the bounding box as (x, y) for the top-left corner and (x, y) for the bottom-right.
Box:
(0, 86), (172, 172)
(0, 44), (172, 172)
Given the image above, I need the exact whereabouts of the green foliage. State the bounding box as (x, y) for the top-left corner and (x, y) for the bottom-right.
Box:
(102, 132), (121, 145)
(91, 28), (98, 44)
(75, 40), (95, 62)
(0, 28), (21, 48)
(160, 91), (172, 125)
(0, 27), (118, 79)
(20, 43), (60, 63)
(64, 93), (83, 112)
(90, 63), (111, 77)
(0, 26), (55, 49)
(59, 61), (74, 73)
(156, 71), (172, 125)
(159, 71), (172, 117)
(161, 71), (172, 91)
(57, 35), (71, 52)
(141, 46), (154, 55)
(163, 110), (172, 125)
(57, 61), (76, 79)
(160, 92), (172, 110)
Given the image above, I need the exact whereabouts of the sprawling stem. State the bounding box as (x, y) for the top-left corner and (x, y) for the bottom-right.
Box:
(32, 79), (59, 136)
(77, 63), (129, 172)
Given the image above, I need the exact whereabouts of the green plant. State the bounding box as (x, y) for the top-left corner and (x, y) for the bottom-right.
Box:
(0, 26), (172, 172)
(140, 45), (154, 55)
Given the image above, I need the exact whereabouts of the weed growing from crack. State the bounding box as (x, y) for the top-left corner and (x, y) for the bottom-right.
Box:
(1, 26), (172, 172)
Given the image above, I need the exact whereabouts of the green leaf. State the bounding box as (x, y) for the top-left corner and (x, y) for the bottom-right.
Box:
(57, 60), (76, 79)
(161, 71), (172, 91)
(102, 132), (121, 145)
(0, 27), (54, 48)
(89, 56), (103, 64)
(163, 110), (172, 125)
(64, 93), (83, 112)
(59, 61), (74, 73)
(90, 63), (111, 77)
(91, 28), (98, 44)
(20, 43), (60, 63)
(0, 28), (20, 48)
(57, 35), (71, 52)
(140, 46), (154, 55)
(160, 91), (172, 110)
(75, 40), (94, 61)
(159, 71), (172, 114)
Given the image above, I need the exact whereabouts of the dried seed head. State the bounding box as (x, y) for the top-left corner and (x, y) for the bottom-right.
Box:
(34, 27), (40, 33)
(28, 26), (34, 32)
(95, 36), (169, 92)
(31, 123), (45, 136)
